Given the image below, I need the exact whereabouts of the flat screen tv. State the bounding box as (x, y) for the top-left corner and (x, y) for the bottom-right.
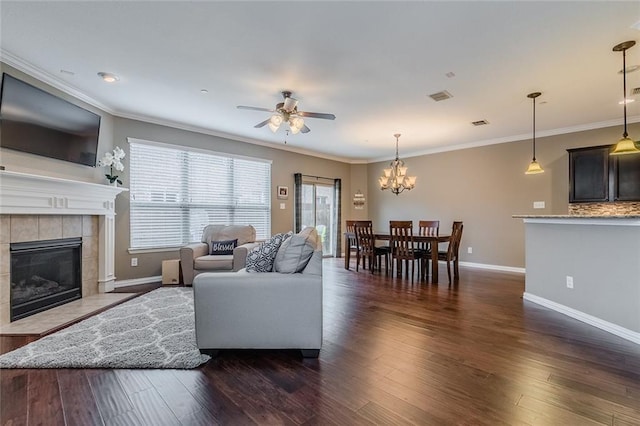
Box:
(0, 73), (101, 167)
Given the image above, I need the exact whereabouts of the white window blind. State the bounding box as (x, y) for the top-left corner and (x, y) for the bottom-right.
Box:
(129, 140), (271, 250)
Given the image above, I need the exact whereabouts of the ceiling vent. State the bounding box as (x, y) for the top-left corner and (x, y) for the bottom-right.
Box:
(632, 87), (640, 95)
(429, 91), (453, 102)
(471, 120), (489, 126)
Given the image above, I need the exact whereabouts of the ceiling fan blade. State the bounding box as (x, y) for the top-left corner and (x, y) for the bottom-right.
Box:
(298, 111), (336, 120)
(254, 118), (271, 128)
(237, 105), (274, 112)
(300, 124), (311, 134)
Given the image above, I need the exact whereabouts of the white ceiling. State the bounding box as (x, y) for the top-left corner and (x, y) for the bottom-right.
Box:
(1, 1), (639, 163)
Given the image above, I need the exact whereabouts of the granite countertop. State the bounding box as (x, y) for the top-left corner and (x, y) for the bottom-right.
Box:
(512, 215), (640, 219)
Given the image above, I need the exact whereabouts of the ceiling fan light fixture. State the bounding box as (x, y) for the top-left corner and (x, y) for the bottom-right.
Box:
(290, 116), (304, 130)
(611, 40), (640, 156)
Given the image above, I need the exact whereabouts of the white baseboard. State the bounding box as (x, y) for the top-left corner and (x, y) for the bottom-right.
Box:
(114, 275), (162, 289)
(458, 261), (525, 274)
(523, 292), (640, 345)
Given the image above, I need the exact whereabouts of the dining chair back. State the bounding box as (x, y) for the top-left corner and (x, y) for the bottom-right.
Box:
(389, 221), (424, 281)
(354, 221), (389, 274)
(438, 221), (464, 284)
(417, 220), (440, 278)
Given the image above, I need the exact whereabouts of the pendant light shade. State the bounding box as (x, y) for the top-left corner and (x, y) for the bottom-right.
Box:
(611, 40), (640, 156)
(525, 92), (544, 174)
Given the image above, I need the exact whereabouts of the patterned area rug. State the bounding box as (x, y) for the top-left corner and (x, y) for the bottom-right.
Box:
(0, 287), (210, 369)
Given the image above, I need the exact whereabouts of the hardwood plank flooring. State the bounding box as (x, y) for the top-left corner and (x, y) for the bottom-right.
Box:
(1, 259), (640, 425)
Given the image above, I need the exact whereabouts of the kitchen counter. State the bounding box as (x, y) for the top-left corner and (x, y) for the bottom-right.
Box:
(514, 215), (640, 344)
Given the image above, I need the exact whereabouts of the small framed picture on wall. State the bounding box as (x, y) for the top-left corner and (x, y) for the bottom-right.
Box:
(277, 186), (289, 199)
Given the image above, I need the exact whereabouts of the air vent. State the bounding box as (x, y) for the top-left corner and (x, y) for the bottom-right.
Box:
(632, 87), (640, 95)
(471, 120), (489, 126)
(429, 91), (453, 102)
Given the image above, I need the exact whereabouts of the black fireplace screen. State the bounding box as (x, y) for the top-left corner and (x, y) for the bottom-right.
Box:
(10, 237), (82, 321)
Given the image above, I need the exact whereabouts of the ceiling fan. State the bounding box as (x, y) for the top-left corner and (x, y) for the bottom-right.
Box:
(237, 91), (335, 135)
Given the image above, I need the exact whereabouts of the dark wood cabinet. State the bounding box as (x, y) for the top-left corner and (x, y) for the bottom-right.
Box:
(568, 145), (610, 202)
(613, 153), (640, 201)
(568, 145), (640, 203)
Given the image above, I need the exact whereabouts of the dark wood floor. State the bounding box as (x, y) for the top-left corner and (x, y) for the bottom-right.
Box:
(2, 259), (639, 425)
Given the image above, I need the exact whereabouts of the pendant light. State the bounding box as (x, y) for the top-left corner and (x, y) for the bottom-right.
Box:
(525, 92), (544, 174)
(611, 40), (640, 155)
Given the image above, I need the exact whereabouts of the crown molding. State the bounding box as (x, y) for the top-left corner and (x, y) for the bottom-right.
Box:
(0, 49), (116, 114)
(368, 115), (640, 163)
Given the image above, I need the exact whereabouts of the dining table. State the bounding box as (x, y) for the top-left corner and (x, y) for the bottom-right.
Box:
(344, 231), (451, 283)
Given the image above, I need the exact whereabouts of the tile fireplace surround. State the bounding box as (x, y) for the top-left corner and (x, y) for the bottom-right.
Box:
(0, 170), (126, 325)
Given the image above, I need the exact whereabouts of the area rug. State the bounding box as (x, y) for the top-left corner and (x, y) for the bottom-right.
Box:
(0, 287), (210, 369)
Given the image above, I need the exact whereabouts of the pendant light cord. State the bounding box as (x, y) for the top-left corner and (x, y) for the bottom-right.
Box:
(623, 47), (628, 138)
(532, 96), (537, 160)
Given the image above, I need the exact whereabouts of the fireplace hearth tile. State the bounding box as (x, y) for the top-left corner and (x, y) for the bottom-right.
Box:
(10, 216), (38, 243)
(62, 216), (82, 238)
(0, 292), (136, 335)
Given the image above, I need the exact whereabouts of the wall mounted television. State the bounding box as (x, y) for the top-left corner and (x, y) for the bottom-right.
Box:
(0, 73), (101, 167)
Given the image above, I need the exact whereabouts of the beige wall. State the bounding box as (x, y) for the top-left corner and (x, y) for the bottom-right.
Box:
(111, 117), (352, 280)
(0, 63), (115, 182)
(364, 123), (640, 269)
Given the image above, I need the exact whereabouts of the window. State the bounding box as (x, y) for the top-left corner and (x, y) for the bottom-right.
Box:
(129, 139), (271, 250)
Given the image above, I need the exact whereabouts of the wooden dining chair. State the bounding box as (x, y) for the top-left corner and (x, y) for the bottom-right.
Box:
(438, 221), (464, 284)
(389, 221), (424, 281)
(345, 220), (359, 269)
(350, 220), (373, 270)
(354, 221), (389, 275)
(418, 220), (439, 278)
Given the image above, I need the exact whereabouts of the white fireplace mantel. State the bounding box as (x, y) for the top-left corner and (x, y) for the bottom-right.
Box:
(0, 170), (127, 292)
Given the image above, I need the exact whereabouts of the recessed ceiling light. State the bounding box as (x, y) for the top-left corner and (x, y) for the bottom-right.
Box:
(60, 69), (75, 76)
(471, 120), (489, 126)
(200, 89), (209, 94)
(445, 72), (455, 78)
(98, 72), (119, 83)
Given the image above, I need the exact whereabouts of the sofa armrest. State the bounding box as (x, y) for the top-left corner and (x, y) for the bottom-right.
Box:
(232, 242), (261, 271)
(180, 242), (209, 285)
(193, 272), (322, 350)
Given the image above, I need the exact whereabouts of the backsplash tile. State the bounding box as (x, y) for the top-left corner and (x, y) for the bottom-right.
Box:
(569, 202), (640, 215)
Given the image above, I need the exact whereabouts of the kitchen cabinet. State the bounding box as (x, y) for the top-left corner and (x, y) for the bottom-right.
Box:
(568, 145), (640, 203)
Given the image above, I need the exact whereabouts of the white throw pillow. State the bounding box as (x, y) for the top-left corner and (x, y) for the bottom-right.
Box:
(273, 227), (319, 273)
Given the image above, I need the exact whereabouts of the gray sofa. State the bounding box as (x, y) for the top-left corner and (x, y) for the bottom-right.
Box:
(193, 249), (323, 358)
(180, 224), (259, 285)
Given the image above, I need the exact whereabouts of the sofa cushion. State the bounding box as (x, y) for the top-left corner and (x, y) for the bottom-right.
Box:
(194, 254), (234, 271)
(209, 239), (237, 255)
(246, 232), (292, 272)
(273, 227), (319, 273)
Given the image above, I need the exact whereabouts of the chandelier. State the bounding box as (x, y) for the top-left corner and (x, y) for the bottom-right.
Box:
(378, 133), (416, 195)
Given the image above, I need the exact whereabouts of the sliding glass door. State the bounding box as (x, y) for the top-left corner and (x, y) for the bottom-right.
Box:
(301, 183), (335, 256)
